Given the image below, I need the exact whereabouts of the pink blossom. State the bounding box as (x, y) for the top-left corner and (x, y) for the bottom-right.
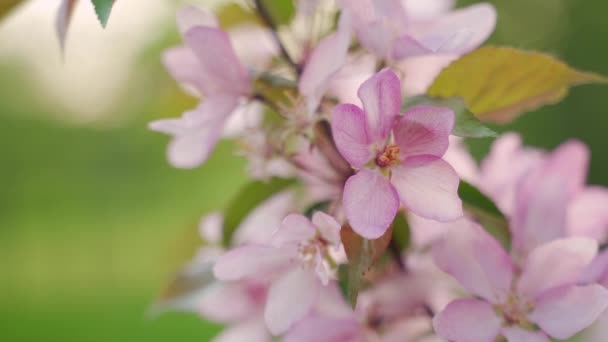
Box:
(213, 212), (342, 335)
(331, 69), (462, 239)
(432, 220), (608, 341)
(341, 0), (496, 62)
(149, 6), (252, 168)
(299, 8), (352, 114)
(199, 280), (271, 342)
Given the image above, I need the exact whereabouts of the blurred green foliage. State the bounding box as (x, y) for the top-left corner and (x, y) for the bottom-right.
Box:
(0, 0), (606, 341)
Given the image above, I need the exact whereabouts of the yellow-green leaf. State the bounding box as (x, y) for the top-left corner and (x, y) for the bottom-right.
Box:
(217, 3), (262, 29)
(428, 46), (608, 123)
(0, 0), (24, 21)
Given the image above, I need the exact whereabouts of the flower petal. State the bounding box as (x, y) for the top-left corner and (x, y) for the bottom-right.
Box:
(271, 214), (316, 248)
(199, 282), (260, 322)
(184, 26), (250, 96)
(391, 34), (434, 60)
(213, 318), (270, 342)
(149, 97), (238, 169)
(393, 105), (454, 159)
(391, 157), (462, 222)
(176, 5), (218, 35)
(342, 169), (400, 239)
(402, 0), (455, 20)
(407, 3), (496, 54)
(567, 187), (608, 241)
(312, 212), (342, 246)
(162, 46), (206, 95)
(264, 268), (321, 335)
(517, 237), (598, 299)
(213, 245), (293, 281)
(529, 284), (608, 339)
(331, 104), (373, 168)
(432, 299), (502, 342)
(357, 69), (401, 143)
(284, 316), (361, 342)
(432, 220), (514, 303)
(501, 327), (549, 342)
(299, 9), (351, 113)
(479, 132), (544, 214)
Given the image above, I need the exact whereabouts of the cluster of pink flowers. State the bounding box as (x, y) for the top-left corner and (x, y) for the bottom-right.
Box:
(150, 1), (608, 341)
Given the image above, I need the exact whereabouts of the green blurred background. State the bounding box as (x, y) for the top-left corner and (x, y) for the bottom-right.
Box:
(0, 0), (606, 341)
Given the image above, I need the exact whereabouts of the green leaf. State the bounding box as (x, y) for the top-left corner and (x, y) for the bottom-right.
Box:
(402, 95), (497, 138)
(303, 200), (331, 218)
(340, 224), (392, 308)
(428, 46), (608, 123)
(260, 0), (295, 26)
(391, 211), (410, 251)
(216, 3), (262, 29)
(149, 262), (215, 317)
(222, 178), (296, 246)
(91, 0), (115, 28)
(0, 0), (24, 21)
(458, 180), (511, 250)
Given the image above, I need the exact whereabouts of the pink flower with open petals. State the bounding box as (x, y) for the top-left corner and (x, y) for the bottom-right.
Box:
(213, 212), (341, 335)
(432, 221), (608, 341)
(149, 6), (252, 168)
(341, 0), (496, 62)
(331, 69), (462, 239)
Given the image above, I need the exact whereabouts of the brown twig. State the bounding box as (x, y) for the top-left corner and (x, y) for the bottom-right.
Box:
(253, 0), (302, 76)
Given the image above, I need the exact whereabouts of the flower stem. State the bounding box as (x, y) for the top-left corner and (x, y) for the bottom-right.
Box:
(253, 0), (302, 76)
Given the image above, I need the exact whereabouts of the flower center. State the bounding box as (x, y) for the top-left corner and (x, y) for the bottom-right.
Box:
(297, 236), (327, 268)
(375, 144), (401, 168)
(496, 294), (535, 329)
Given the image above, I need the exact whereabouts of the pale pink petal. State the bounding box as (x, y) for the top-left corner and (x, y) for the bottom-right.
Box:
(393, 106), (454, 159)
(399, 54), (459, 95)
(199, 282), (259, 322)
(391, 157), (462, 222)
(55, 0), (76, 51)
(517, 237), (598, 299)
(149, 97), (238, 169)
(198, 212), (223, 244)
(402, 0), (455, 19)
(529, 284), (608, 339)
(511, 170), (571, 255)
(444, 136), (479, 183)
(162, 46), (206, 95)
(272, 214), (316, 248)
(543, 140), (589, 195)
(501, 327), (549, 342)
(511, 139), (590, 254)
(264, 268), (321, 335)
(580, 250), (608, 286)
(312, 212), (342, 246)
(479, 133), (544, 214)
(213, 318), (271, 342)
(213, 245), (293, 281)
(184, 27), (250, 96)
(342, 169), (400, 239)
(567, 187), (608, 241)
(391, 34), (434, 60)
(299, 10), (351, 113)
(331, 104), (373, 168)
(432, 299), (502, 342)
(357, 69), (401, 143)
(284, 316), (361, 342)
(407, 3), (496, 54)
(176, 5), (218, 35)
(234, 191), (294, 245)
(432, 220), (514, 303)
(351, 20), (393, 60)
(230, 26), (278, 70)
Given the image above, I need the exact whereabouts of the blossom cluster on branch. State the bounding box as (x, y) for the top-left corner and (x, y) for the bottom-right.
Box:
(148, 1), (608, 341)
